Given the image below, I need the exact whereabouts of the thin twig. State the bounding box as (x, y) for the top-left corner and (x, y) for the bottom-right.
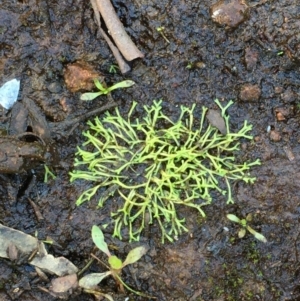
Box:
(90, 0), (144, 73)
(50, 101), (120, 135)
(77, 258), (94, 276)
(90, 0), (131, 73)
(94, 0), (144, 61)
(28, 197), (44, 221)
(90, 253), (110, 270)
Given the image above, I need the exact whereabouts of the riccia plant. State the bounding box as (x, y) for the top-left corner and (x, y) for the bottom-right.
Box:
(70, 99), (260, 242)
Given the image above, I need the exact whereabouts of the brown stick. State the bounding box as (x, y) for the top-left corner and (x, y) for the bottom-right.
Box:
(94, 0), (144, 61)
(90, 0), (130, 73)
(28, 197), (44, 222)
(50, 100), (120, 136)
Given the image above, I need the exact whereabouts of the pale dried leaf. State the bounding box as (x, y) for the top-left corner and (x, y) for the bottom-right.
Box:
(50, 274), (78, 293)
(79, 271), (112, 289)
(123, 246), (148, 267)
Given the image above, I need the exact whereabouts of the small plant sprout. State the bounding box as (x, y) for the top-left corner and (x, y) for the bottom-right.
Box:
(227, 213), (267, 243)
(156, 26), (170, 43)
(186, 62), (193, 69)
(79, 225), (152, 299)
(109, 64), (119, 74)
(44, 165), (56, 183)
(80, 78), (135, 101)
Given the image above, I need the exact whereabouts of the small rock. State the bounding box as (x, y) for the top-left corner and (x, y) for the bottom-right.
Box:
(275, 111), (285, 121)
(280, 87), (297, 103)
(283, 145), (295, 162)
(239, 84), (261, 102)
(211, 0), (249, 29)
(59, 97), (71, 112)
(269, 130), (281, 142)
(274, 107), (291, 121)
(47, 82), (62, 93)
(206, 109), (227, 134)
(274, 86), (283, 94)
(63, 61), (102, 93)
(244, 47), (258, 70)
(254, 136), (261, 142)
(241, 142), (247, 151)
(0, 79), (20, 110)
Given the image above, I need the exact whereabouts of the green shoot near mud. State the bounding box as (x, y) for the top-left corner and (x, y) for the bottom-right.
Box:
(70, 99), (260, 242)
(80, 78), (135, 101)
(227, 213), (267, 243)
(44, 164), (56, 183)
(79, 225), (151, 299)
(156, 26), (170, 43)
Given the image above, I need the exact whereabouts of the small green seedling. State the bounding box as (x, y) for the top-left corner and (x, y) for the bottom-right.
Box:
(44, 165), (56, 183)
(227, 213), (267, 243)
(80, 78), (135, 101)
(186, 62), (193, 69)
(156, 26), (170, 43)
(79, 225), (152, 299)
(109, 64), (119, 74)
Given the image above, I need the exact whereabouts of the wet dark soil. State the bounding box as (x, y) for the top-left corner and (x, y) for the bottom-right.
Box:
(1, 0), (300, 300)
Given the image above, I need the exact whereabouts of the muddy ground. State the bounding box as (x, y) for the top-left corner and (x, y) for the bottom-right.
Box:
(1, 0), (300, 300)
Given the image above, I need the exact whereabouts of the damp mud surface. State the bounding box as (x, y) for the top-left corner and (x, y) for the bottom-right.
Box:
(1, 0), (300, 300)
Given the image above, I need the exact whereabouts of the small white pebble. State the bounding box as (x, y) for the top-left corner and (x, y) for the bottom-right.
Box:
(0, 79), (20, 110)
(212, 9), (222, 18)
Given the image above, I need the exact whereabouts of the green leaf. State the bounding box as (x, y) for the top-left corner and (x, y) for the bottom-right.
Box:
(108, 255), (123, 270)
(79, 271), (112, 289)
(122, 246), (148, 267)
(44, 165), (56, 183)
(107, 80), (135, 93)
(91, 225), (111, 257)
(247, 226), (267, 243)
(241, 219), (247, 227)
(246, 213), (253, 222)
(227, 214), (241, 224)
(94, 79), (106, 92)
(80, 92), (102, 101)
(238, 228), (246, 238)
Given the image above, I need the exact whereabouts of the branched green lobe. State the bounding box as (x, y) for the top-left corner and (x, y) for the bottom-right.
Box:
(70, 100), (260, 242)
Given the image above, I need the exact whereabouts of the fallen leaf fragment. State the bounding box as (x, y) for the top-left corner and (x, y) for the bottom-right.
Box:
(30, 253), (78, 276)
(50, 274), (78, 293)
(79, 271), (112, 289)
(0, 224), (78, 277)
(0, 224), (38, 259)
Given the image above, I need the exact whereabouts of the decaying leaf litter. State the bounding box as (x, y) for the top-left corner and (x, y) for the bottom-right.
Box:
(1, 0), (300, 300)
